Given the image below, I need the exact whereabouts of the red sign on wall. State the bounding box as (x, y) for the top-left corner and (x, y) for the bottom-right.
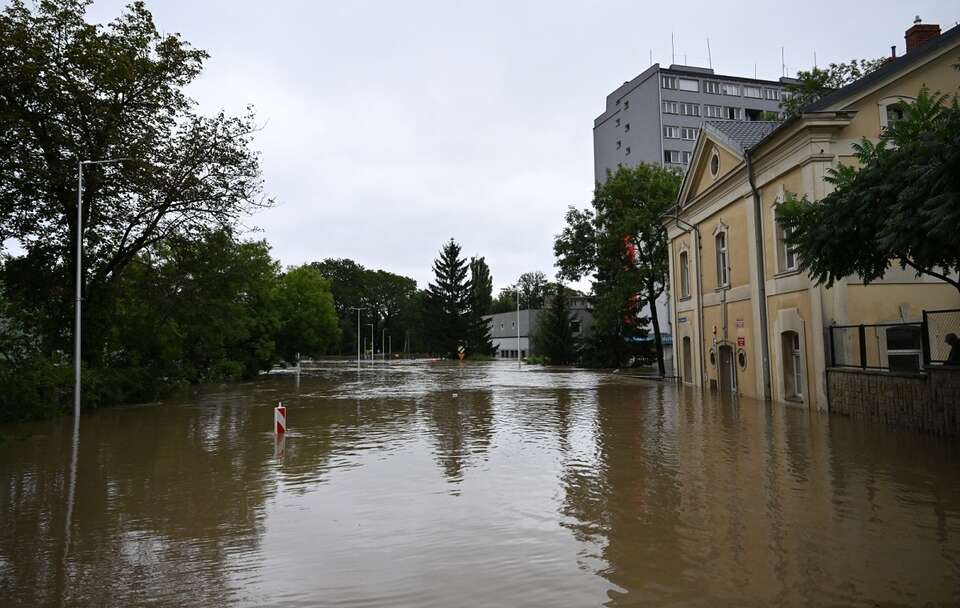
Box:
(737, 336), (746, 347)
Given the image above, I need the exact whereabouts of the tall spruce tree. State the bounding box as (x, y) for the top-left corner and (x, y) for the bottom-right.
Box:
(467, 256), (494, 356)
(533, 284), (577, 364)
(427, 239), (471, 358)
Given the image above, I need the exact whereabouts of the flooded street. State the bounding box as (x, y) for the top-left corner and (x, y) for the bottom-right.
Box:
(1, 360), (959, 606)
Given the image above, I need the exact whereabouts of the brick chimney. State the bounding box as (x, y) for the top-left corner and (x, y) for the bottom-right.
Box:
(905, 16), (941, 53)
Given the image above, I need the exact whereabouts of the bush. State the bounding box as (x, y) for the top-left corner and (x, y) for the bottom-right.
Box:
(0, 357), (72, 423)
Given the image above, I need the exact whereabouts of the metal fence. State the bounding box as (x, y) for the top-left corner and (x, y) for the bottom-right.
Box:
(923, 308), (960, 365)
(828, 308), (960, 372)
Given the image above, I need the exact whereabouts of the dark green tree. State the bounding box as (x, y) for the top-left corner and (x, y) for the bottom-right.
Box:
(0, 0), (268, 364)
(467, 256), (494, 356)
(312, 258), (418, 356)
(781, 58), (886, 117)
(555, 164), (681, 371)
(427, 239), (471, 358)
(311, 258), (368, 354)
(490, 271), (549, 313)
(274, 265), (340, 363)
(533, 284), (577, 365)
(779, 87), (960, 294)
(104, 230), (281, 398)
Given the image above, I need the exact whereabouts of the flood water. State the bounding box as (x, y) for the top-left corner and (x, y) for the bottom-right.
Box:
(1, 360), (959, 607)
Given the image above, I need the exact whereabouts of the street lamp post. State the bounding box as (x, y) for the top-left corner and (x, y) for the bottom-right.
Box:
(368, 324), (375, 361)
(516, 288), (521, 368)
(350, 307), (366, 366)
(74, 158), (133, 419)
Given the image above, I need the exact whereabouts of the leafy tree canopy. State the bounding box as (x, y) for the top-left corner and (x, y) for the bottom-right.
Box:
(274, 266), (340, 363)
(779, 87), (960, 294)
(0, 0), (269, 356)
(781, 58), (886, 117)
(554, 163), (681, 370)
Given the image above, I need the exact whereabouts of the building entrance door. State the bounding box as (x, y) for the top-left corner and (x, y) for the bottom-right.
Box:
(682, 337), (692, 384)
(718, 344), (737, 393)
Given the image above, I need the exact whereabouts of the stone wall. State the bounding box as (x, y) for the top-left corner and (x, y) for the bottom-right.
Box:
(827, 367), (960, 436)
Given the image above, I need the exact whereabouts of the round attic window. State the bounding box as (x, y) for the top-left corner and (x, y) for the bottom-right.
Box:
(709, 150), (720, 177)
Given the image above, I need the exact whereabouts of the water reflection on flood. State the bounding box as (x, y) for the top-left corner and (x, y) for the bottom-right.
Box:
(1, 360), (958, 607)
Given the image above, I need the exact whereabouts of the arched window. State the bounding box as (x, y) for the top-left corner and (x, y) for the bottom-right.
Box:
(878, 96), (914, 132)
(679, 250), (690, 298)
(781, 331), (803, 401)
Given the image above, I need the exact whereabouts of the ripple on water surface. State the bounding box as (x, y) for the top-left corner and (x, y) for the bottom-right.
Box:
(1, 360), (959, 607)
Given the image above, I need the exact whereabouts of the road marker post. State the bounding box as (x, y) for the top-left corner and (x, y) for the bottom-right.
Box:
(274, 401), (287, 434)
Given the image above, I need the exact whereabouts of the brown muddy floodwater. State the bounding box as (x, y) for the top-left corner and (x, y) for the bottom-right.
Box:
(1, 360), (959, 607)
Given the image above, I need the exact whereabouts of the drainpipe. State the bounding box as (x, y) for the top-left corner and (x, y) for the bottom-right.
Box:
(673, 213), (706, 388)
(744, 149), (772, 401)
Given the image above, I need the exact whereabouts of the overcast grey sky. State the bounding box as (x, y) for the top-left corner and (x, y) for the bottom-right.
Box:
(83, 0), (956, 290)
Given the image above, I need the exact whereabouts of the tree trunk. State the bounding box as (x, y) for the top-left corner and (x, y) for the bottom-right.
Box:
(647, 280), (665, 377)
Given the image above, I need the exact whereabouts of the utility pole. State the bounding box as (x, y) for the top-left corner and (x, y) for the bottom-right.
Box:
(516, 288), (521, 368)
(381, 327), (386, 360)
(368, 324), (375, 361)
(350, 307), (366, 366)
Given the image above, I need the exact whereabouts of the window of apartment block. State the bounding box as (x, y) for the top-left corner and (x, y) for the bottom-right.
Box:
(764, 88), (781, 101)
(704, 80), (721, 94)
(723, 106), (741, 120)
(624, 100), (630, 109)
(662, 101), (679, 114)
(681, 151), (691, 165)
(679, 250), (690, 298)
(570, 319), (582, 334)
(663, 125), (681, 139)
(743, 85), (762, 98)
(681, 127), (698, 140)
(624, 123), (630, 132)
(679, 102), (700, 116)
(615, 118), (621, 127)
(715, 231), (729, 287)
(616, 140), (622, 150)
(662, 75), (677, 89)
(886, 326), (922, 372)
(678, 78), (699, 92)
(721, 82), (741, 96)
(664, 149), (683, 164)
(625, 146), (631, 155)
(705, 104), (723, 118)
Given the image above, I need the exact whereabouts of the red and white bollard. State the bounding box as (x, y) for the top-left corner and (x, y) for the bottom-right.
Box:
(274, 401), (286, 434)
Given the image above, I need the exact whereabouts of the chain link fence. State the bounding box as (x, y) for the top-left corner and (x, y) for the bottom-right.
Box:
(923, 308), (960, 365)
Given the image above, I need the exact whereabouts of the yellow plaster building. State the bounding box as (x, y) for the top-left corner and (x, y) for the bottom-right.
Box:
(664, 21), (960, 411)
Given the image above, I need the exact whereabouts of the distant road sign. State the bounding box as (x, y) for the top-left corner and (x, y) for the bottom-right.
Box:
(457, 345), (465, 361)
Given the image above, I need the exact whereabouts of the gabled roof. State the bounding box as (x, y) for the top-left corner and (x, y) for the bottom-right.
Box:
(805, 23), (960, 112)
(701, 121), (780, 155)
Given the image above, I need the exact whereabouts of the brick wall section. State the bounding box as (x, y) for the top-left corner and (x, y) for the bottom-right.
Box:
(827, 368), (960, 436)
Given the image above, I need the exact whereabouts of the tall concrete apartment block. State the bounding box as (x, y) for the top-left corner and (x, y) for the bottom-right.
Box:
(594, 64), (795, 181)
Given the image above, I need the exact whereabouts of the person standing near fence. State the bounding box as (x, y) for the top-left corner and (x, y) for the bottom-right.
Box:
(945, 333), (960, 366)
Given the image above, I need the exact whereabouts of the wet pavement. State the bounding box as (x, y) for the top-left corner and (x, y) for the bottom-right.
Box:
(1, 359), (958, 606)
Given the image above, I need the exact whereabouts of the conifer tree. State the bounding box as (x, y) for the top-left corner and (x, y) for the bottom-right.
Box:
(467, 256), (494, 356)
(533, 284), (577, 364)
(427, 239), (471, 358)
